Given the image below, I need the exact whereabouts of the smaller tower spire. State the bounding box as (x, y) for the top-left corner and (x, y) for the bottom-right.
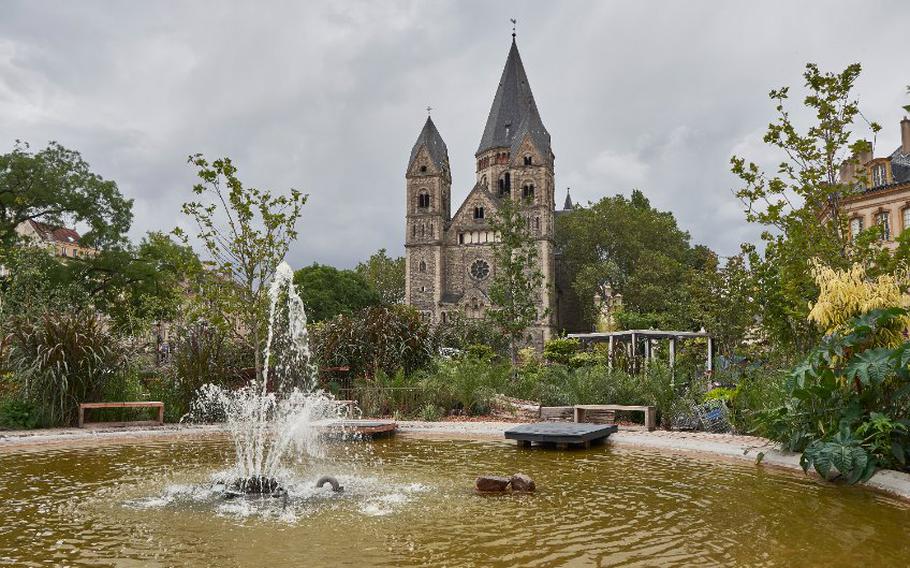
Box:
(563, 187), (573, 210)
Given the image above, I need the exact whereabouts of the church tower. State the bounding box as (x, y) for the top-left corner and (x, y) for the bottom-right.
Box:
(404, 116), (451, 318)
(474, 35), (557, 345)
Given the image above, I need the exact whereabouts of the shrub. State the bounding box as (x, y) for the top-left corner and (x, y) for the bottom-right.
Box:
(419, 403), (443, 422)
(312, 305), (435, 378)
(543, 337), (580, 365)
(0, 398), (39, 430)
(759, 308), (910, 482)
(422, 355), (509, 415)
(6, 310), (127, 426)
(433, 313), (509, 355)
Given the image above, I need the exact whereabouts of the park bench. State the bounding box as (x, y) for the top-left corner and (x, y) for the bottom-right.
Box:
(574, 404), (656, 431)
(78, 402), (164, 428)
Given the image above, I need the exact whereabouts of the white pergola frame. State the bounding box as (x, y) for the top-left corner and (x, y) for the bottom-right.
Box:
(567, 329), (713, 374)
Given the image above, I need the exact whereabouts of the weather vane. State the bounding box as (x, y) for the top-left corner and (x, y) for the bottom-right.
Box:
(511, 18), (517, 38)
(426, 105), (433, 116)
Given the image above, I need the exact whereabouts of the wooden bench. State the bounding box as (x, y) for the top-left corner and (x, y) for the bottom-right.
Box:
(78, 402), (164, 428)
(539, 406), (574, 421)
(574, 404), (656, 431)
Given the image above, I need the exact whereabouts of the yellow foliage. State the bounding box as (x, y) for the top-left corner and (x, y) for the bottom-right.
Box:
(807, 260), (910, 344)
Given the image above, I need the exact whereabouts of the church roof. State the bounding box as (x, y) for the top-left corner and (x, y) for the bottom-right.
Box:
(476, 38), (551, 159)
(408, 116), (449, 173)
(563, 189), (573, 210)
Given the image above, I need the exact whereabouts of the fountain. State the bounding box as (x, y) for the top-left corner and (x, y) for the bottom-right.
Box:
(187, 262), (350, 497)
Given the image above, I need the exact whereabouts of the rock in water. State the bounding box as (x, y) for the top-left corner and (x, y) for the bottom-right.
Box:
(510, 473), (536, 492)
(474, 475), (511, 492)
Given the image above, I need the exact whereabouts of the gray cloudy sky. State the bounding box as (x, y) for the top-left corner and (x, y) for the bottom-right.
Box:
(2, 1), (908, 268)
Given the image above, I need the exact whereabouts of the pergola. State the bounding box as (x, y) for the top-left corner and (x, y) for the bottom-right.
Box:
(567, 329), (714, 373)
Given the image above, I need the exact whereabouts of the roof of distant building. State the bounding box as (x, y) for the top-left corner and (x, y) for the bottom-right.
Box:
(26, 220), (83, 245)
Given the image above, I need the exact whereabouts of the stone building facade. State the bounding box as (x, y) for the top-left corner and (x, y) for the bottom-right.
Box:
(404, 36), (576, 348)
(837, 117), (910, 248)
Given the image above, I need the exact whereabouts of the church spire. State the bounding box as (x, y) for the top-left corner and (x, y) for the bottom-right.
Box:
(476, 37), (551, 158)
(563, 188), (573, 210)
(408, 115), (449, 173)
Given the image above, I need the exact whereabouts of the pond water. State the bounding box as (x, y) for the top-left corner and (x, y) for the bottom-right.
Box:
(1, 435), (908, 567)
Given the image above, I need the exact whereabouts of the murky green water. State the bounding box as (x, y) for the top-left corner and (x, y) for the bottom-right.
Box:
(0, 435), (908, 567)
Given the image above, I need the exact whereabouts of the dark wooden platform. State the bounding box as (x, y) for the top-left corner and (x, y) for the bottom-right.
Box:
(504, 422), (618, 449)
(322, 419), (397, 439)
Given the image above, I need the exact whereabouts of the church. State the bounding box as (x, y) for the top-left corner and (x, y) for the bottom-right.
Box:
(404, 34), (581, 348)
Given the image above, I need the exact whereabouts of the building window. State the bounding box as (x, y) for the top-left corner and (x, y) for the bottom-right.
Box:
(420, 165), (427, 174)
(523, 155), (532, 166)
(474, 206), (485, 220)
(419, 260), (427, 273)
(534, 217), (540, 231)
(903, 208), (910, 234)
(850, 217), (864, 239)
(872, 164), (887, 187)
(458, 233), (464, 244)
(876, 211), (890, 241)
(522, 184), (535, 200)
(418, 191), (430, 209)
(412, 224), (417, 237)
(498, 172), (511, 196)
(481, 175), (487, 189)
(469, 259), (490, 281)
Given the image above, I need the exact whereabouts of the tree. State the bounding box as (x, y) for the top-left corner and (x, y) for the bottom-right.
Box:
(355, 248), (405, 305)
(487, 197), (547, 368)
(684, 252), (756, 357)
(731, 63), (881, 352)
(556, 190), (704, 330)
(293, 263), (380, 322)
(175, 154), (306, 382)
(0, 141), (133, 248)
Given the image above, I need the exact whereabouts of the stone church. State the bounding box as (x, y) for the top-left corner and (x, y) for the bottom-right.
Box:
(404, 35), (580, 347)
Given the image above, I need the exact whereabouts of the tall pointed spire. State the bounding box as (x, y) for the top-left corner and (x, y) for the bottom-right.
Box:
(476, 37), (551, 159)
(563, 188), (573, 210)
(408, 116), (449, 173)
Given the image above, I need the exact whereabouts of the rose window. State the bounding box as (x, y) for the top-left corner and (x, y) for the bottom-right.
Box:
(470, 259), (490, 280)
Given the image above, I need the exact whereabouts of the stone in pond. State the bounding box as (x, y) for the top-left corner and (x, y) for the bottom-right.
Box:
(510, 473), (535, 492)
(475, 475), (511, 492)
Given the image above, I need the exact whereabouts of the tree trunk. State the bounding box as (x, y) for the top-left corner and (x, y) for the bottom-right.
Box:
(510, 339), (518, 379)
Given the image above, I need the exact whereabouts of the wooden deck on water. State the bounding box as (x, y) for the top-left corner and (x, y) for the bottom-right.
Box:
(505, 422), (618, 449)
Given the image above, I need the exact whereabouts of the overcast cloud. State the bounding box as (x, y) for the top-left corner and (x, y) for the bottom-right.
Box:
(2, 1), (908, 267)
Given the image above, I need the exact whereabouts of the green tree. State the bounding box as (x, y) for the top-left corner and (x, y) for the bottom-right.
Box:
(293, 263), (380, 322)
(731, 63), (881, 352)
(556, 189), (704, 329)
(488, 198), (547, 368)
(175, 154), (306, 382)
(355, 248), (405, 305)
(0, 141), (133, 248)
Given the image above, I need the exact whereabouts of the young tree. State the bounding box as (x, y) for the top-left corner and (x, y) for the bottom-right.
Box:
(355, 248), (405, 305)
(731, 63), (881, 352)
(175, 154), (306, 381)
(487, 198), (547, 369)
(0, 141), (133, 248)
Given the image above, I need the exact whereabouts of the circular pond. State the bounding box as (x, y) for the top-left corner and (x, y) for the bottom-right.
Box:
(1, 435), (908, 567)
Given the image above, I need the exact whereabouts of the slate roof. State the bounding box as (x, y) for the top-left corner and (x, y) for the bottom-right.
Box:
(408, 116), (449, 173)
(889, 146), (910, 185)
(476, 38), (551, 160)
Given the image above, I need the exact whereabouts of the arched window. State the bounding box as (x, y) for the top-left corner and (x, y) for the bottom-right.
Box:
(523, 155), (532, 166)
(522, 184), (535, 200)
(474, 206), (485, 220)
(418, 191), (431, 209)
(419, 260), (427, 273)
(420, 165), (427, 174)
(498, 173), (511, 196)
(534, 217), (540, 231)
(412, 224), (417, 237)
(481, 175), (488, 189)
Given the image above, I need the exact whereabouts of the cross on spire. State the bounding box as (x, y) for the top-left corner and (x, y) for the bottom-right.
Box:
(510, 18), (517, 38)
(426, 105), (433, 116)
